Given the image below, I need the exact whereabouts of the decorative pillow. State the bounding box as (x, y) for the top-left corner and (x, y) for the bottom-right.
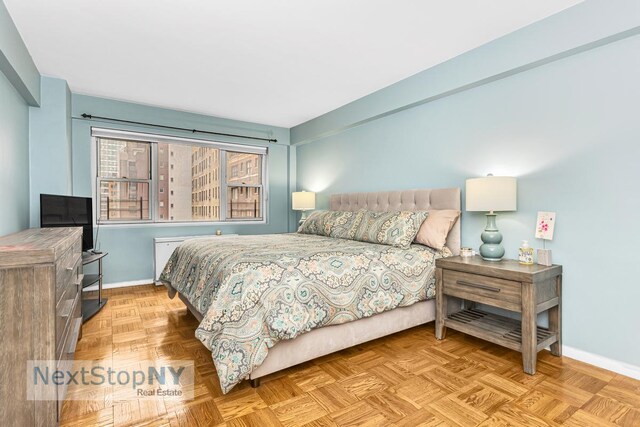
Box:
(297, 210), (329, 235)
(414, 209), (460, 250)
(297, 210), (361, 239)
(324, 210), (362, 239)
(347, 210), (429, 249)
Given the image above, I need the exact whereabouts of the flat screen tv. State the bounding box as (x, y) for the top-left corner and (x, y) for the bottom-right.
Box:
(40, 194), (94, 252)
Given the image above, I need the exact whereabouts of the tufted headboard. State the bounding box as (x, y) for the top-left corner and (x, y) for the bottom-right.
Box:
(329, 188), (461, 255)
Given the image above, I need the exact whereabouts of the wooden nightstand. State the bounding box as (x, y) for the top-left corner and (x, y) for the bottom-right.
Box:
(435, 256), (562, 375)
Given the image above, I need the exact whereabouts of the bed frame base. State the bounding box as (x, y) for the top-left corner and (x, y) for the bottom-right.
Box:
(248, 299), (436, 381)
(170, 282), (437, 383)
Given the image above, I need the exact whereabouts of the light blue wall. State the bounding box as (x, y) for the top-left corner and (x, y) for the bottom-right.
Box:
(0, 1), (38, 236)
(295, 33), (640, 366)
(71, 94), (292, 283)
(29, 76), (73, 226)
(0, 70), (30, 236)
(292, 0), (640, 144)
(0, 1), (40, 106)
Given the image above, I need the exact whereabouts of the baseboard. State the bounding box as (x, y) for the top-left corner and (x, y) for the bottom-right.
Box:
(82, 278), (154, 292)
(76, 281), (640, 381)
(563, 345), (640, 380)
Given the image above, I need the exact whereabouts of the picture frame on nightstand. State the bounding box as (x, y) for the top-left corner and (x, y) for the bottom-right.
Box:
(536, 211), (556, 266)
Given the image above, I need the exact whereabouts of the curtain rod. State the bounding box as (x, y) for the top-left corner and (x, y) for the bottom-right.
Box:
(77, 113), (278, 143)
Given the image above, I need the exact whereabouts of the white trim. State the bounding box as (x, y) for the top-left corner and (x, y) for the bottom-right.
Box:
(153, 234), (239, 244)
(563, 345), (640, 380)
(98, 220), (266, 229)
(82, 278), (153, 292)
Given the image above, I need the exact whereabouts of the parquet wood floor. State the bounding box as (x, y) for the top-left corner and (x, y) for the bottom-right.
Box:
(61, 285), (640, 426)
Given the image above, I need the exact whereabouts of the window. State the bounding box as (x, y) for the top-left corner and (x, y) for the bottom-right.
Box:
(226, 151), (263, 219)
(97, 138), (151, 221)
(95, 128), (267, 224)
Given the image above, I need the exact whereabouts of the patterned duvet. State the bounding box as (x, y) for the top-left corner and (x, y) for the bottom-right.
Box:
(159, 233), (450, 393)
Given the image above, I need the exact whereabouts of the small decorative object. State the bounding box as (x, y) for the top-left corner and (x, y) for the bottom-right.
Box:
(460, 247), (475, 258)
(519, 240), (534, 265)
(535, 211), (556, 266)
(216, 229), (222, 236)
(292, 191), (316, 225)
(466, 175), (517, 261)
(535, 211), (556, 240)
(538, 248), (552, 266)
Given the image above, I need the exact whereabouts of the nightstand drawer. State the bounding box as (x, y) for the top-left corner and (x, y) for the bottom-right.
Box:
(443, 270), (521, 311)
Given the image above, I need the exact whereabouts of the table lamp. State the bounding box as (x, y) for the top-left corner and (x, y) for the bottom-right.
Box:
(466, 175), (517, 261)
(292, 191), (316, 225)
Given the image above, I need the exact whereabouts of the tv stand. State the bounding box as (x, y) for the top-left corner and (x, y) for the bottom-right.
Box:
(82, 251), (108, 321)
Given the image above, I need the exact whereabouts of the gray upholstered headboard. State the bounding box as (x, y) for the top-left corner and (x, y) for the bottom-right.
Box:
(329, 188), (461, 255)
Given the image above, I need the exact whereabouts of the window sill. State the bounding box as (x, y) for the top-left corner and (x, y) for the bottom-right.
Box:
(97, 220), (267, 228)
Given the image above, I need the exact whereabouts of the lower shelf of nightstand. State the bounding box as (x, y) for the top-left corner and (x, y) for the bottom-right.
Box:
(444, 308), (557, 353)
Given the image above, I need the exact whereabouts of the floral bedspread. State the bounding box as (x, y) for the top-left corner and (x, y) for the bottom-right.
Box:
(159, 233), (450, 393)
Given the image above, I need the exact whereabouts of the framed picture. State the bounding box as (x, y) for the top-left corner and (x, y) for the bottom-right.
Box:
(535, 211), (556, 240)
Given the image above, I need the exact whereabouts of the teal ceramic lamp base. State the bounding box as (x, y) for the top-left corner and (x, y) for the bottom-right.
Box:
(298, 210), (311, 226)
(479, 213), (505, 261)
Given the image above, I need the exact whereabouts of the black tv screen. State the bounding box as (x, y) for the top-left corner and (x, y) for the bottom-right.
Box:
(40, 194), (94, 252)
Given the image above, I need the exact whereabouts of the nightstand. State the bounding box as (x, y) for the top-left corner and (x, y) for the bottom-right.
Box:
(435, 256), (562, 375)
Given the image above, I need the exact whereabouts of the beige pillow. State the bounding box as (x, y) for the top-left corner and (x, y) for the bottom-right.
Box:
(414, 210), (460, 250)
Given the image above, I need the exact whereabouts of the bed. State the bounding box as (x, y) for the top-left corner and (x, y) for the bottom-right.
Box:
(160, 188), (461, 393)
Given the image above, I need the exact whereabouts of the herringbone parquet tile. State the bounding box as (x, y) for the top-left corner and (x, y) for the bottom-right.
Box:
(61, 285), (640, 426)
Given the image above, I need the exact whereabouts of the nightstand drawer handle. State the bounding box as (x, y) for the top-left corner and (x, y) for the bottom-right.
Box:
(457, 280), (501, 293)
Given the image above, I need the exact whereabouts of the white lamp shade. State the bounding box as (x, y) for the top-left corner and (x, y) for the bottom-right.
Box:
(292, 191), (316, 211)
(466, 176), (517, 212)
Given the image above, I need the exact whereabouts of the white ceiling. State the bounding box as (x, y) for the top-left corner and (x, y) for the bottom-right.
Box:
(5, 0), (582, 128)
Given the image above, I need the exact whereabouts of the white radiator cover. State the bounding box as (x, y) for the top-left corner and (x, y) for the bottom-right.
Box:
(153, 234), (239, 282)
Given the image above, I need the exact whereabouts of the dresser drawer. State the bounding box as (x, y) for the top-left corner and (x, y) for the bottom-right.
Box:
(57, 273), (81, 320)
(55, 284), (81, 358)
(56, 259), (81, 308)
(56, 243), (82, 306)
(57, 314), (82, 418)
(442, 270), (522, 311)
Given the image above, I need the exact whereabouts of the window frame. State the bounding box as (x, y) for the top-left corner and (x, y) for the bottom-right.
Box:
(96, 138), (154, 223)
(92, 127), (268, 226)
(224, 150), (268, 223)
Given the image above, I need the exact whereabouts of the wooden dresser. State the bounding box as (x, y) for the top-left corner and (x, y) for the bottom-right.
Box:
(0, 227), (83, 426)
